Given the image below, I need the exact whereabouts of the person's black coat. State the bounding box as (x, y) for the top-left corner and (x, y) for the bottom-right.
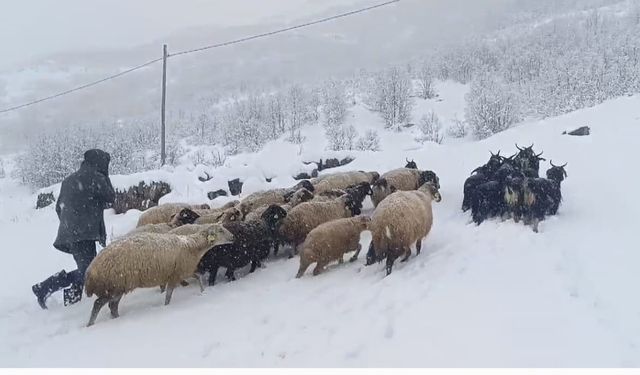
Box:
(53, 149), (116, 253)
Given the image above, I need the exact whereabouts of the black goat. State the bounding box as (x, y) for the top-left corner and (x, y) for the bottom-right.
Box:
(514, 144), (545, 178)
(522, 161), (568, 232)
(405, 158), (418, 169)
(462, 151), (504, 212)
(198, 205), (287, 286)
(344, 182), (373, 214)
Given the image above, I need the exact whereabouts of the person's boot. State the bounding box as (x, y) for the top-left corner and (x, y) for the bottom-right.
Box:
(32, 270), (69, 309)
(63, 284), (83, 306)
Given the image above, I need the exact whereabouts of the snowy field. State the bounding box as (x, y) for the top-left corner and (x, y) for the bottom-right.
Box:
(1, 89), (639, 366)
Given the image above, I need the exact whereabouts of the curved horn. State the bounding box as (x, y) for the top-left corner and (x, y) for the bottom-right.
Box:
(536, 150), (544, 157)
(496, 150), (500, 156)
(562, 162), (568, 168)
(550, 160), (557, 168)
(515, 143), (523, 151)
(406, 157), (410, 163)
(528, 143), (534, 149)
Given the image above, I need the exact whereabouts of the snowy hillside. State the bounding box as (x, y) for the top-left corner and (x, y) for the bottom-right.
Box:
(1, 92), (639, 366)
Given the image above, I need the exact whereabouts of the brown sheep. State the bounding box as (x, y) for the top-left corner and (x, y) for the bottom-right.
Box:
(276, 194), (359, 257)
(136, 203), (210, 227)
(127, 208), (201, 236)
(366, 182), (441, 275)
(371, 168), (440, 207)
(195, 206), (243, 224)
(311, 171), (379, 194)
(244, 188), (314, 222)
(296, 216), (370, 278)
(238, 181), (315, 216)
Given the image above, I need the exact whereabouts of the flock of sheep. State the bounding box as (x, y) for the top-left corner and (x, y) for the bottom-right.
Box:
(83, 146), (567, 327)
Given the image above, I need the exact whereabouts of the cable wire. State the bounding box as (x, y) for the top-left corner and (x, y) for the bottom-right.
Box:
(0, 0), (400, 114)
(0, 58), (163, 114)
(169, 0), (400, 57)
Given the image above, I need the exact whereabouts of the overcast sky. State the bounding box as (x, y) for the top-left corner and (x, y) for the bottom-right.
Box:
(0, 0), (362, 70)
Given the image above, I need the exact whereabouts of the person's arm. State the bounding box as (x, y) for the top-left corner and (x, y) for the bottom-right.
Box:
(55, 183), (65, 219)
(95, 173), (116, 206)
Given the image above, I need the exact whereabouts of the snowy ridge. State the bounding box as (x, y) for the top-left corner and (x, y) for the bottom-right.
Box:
(1, 94), (639, 366)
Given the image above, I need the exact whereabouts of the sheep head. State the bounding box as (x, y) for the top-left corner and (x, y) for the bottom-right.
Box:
(292, 179), (315, 193)
(169, 208), (201, 227)
(419, 182), (441, 202)
(262, 204), (287, 233)
(419, 170), (440, 189)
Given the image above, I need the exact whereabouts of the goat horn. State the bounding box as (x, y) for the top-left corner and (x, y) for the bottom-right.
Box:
(515, 143), (523, 151)
(562, 162), (568, 168)
(550, 160), (557, 167)
(496, 150), (501, 156)
(536, 151), (544, 157)
(529, 143), (534, 149)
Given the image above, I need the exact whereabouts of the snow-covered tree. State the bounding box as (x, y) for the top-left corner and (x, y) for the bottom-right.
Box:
(326, 123), (358, 151)
(465, 73), (521, 139)
(321, 80), (348, 129)
(367, 67), (415, 130)
(416, 62), (437, 99)
(416, 111), (444, 144)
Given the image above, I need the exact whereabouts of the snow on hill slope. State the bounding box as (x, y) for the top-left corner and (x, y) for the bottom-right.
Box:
(1, 95), (640, 367)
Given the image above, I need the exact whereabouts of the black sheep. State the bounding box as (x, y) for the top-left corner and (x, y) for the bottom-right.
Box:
(197, 205), (287, 286)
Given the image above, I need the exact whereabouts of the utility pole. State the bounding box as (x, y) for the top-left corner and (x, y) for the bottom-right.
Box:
(160, 44), (168, 166)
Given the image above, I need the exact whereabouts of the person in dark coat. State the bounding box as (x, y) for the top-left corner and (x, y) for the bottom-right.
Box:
(32, 149), (116, 309)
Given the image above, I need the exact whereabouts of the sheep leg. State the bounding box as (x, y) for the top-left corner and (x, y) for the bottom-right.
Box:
(415, 240), (422, 256)
(159, 284), (166, 293)
(87, 297), (109, 327)
(164, 283), (177, 305)
(208, 266), (219, 286)
(386, 256), (396, 276)
(400, 247), (412, 262)
(312, 262), (327, 276)
(225, 268), (237, 281)
(349, 244), (362, 262)
(196, 274), (205, 293)
(531, 218), (540, 233)
(296, 258), (312, 278)
(273, 242), (280, 256)
(249, 260), (260, 273)
(108, 294), (123, 319)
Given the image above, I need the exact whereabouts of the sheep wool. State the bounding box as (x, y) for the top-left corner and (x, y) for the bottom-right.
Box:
(136, 203), (209, 227)
(84, 225), (234, 326)
(277, 195), (356, 255)
(312, 171), (379, 194)
(368, 182), (441, 275)
(296, 216), (370, 278)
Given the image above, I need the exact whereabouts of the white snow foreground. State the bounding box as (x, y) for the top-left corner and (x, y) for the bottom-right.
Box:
(1, 95), (640, 367)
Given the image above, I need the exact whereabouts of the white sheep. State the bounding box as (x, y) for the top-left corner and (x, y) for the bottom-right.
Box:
(84, 225), (234, 326)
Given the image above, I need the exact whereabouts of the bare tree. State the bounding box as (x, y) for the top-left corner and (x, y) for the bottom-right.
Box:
(465, 73), (521, 139)
(416, 62), (437, 99)
(367, 67), (415, 130)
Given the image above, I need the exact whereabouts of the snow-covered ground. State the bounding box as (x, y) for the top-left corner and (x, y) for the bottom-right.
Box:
(1, 92), (640, 366)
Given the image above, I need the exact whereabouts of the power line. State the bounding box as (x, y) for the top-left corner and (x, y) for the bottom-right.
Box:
(0, 58), (163, 114)
(0, 0), (400, 115)
(169, 0), (400, 57)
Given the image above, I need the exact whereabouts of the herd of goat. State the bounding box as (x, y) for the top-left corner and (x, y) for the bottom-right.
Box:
(82, 144), (567, 326)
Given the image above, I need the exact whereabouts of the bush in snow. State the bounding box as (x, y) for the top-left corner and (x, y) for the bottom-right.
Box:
(416, 111), (444, 144)
(356, 130), (382, 151)
(447, 116), (468, 139)
(465, 73), (521, 140)
(0, 159), (5, 179)
(366, 67), (415, 131)
(416, 62), (437, 100)
(327, 124), (358, 151)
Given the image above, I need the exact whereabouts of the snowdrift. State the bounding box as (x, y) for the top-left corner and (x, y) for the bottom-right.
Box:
(1, 95), (639, 367)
